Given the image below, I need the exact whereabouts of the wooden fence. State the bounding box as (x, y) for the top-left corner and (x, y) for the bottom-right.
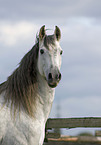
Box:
(43, 117), (101, 145)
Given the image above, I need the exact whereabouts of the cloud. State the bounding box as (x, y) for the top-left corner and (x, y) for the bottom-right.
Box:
(0, 21), (39, 47)
(0, 21), (40, 82)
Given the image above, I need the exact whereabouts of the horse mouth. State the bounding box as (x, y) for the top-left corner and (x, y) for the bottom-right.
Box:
(48, 83), (58, 88)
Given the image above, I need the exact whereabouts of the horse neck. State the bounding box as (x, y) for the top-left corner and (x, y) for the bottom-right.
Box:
(35, 71), (55, 122)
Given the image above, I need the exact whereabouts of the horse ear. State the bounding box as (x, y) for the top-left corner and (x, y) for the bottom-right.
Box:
(54, 26), (61, 41)
(39, 25), (46, 41)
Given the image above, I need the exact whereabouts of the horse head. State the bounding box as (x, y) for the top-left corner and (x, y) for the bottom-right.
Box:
(37, 25), (62, 88)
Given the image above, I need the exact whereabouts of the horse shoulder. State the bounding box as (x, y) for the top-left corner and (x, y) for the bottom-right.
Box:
(0, 97), (45, 145)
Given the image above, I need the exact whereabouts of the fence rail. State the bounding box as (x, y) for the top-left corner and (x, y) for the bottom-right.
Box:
(44, 117), (101, 145)
(46, 117), (101, 129)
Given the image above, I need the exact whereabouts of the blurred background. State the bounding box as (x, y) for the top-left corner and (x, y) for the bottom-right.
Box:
(0, 0), (101, 136)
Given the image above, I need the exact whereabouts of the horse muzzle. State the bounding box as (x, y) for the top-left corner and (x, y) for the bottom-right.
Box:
(47, 72), (62, 88)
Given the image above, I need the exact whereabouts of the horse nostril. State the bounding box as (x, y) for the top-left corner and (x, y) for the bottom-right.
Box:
(48, 73), (53, 80)
(59, 73), (61, 80)
(55, 73), (61, 80)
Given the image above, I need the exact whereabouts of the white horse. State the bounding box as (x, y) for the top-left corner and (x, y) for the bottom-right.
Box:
(0, 25), (62, 145)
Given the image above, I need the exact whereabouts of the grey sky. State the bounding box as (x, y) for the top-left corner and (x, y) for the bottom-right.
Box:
(1, 0), (101, 20)
(0, 0), (101, 135)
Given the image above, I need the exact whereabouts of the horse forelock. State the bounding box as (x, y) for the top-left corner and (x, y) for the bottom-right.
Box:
(1, 42), (39, 118)
(44, 35), (56, 50)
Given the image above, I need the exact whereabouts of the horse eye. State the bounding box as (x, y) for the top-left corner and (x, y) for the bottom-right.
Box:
(40, 49), (44, 54)
(60, 50), (63, 55)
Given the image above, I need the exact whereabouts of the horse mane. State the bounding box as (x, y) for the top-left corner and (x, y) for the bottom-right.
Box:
(0, 32), (56, 118)
(0, 42), (39, 117)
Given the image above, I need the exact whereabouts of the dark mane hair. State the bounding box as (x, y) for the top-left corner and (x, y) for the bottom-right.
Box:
(0, 42), (39, 117)
(0, 32), (56, 118)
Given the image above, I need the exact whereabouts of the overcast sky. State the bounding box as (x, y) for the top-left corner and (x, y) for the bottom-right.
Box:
(0, 0), (101, 135)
